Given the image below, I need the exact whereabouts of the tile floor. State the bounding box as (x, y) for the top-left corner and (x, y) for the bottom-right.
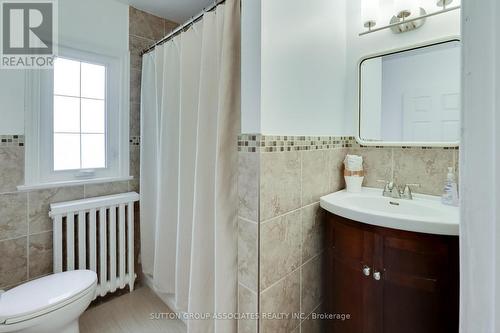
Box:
(80, 285), (186, 333)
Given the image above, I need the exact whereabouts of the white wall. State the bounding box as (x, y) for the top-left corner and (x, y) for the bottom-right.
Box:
(59, 0), (129, 56)
(260, 0), (346, 135)
(0, 71), (25, 134)
(241, 0), (261, 134)
(0, 0), (129, 134)
(242, 0), (347, 135)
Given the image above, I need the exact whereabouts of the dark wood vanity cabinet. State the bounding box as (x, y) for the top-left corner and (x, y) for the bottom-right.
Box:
(323, 213), (459, 333)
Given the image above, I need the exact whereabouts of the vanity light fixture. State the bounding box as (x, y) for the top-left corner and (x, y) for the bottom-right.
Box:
(360, 0), (460, 36)
(361, 0), (379, 31)
(390, 0), (426, 34)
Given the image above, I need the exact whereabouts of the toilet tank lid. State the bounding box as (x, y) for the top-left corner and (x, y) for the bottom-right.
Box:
(0, 270), (97, 324)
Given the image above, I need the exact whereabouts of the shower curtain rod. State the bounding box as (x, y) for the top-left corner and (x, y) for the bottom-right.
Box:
(141, 0), (227, 56)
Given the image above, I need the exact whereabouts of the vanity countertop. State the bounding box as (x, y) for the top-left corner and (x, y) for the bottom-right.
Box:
(320, 187), (459, 236)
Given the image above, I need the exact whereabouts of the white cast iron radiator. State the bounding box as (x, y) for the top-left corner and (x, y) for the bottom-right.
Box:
(49, 192), (140, 298)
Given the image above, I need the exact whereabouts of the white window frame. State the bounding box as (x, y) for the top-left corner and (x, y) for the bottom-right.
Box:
(22, 46), (130, 189)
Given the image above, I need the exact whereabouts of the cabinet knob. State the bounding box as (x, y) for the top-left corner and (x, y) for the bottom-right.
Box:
(373, 271), (382, 281)
(362, 265), (371, 276)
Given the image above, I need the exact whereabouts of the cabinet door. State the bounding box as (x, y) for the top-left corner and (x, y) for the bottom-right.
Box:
(378, 234), (459, 333)
(324, 216), (377, 333)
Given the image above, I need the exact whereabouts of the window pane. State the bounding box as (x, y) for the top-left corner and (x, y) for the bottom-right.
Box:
(81, 98), (105, 133)
(54, 58), (80, 97)
(53, 96), (80, 133)
(54, 133), (80, 170)
(81, 62), (105, 99)
(81, 134), (105, 169)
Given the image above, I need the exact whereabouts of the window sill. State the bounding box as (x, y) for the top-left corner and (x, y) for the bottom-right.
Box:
(17, 176), (134, 192)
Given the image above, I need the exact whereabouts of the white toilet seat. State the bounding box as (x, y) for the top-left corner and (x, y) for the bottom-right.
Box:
(2, 283), (95, 325)
(0, 270), (97, 333)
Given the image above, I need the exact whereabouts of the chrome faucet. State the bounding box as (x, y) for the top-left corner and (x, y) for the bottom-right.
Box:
(378, 180), (420, 200)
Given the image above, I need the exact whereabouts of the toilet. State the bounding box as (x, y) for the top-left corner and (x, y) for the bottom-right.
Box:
(0, 270), (97, 333)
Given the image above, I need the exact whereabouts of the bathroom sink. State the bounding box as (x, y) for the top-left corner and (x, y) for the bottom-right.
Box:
(320, 187), (459, 236)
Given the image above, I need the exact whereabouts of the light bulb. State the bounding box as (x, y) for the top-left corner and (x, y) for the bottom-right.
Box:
(394, 0), (416, 18)
(361, 0), (379, 28)
(436, 0), (453, 8)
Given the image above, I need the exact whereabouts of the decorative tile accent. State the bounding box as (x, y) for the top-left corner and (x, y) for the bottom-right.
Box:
(0, 135), (24, 147)
(129, 136), (141, 146)
(238, 135), (354, 153)
(238, 134), (459, 152)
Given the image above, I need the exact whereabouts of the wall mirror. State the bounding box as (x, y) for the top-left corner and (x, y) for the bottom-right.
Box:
(358, 38), (461, 147)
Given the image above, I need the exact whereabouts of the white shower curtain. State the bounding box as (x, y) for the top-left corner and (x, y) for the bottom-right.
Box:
(139, 1), (240, 332)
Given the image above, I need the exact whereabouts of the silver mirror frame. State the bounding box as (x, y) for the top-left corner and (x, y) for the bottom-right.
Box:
(356, 36), (461, 147)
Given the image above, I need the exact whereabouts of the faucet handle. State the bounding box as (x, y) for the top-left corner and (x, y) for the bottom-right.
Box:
(378, 180), (396, 197)
(401, 183), (421, 199)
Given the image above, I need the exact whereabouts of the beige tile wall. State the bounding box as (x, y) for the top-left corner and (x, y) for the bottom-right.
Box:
(349, 147), (459, 196)
(258, 149), (346, 333)
(238, 152), (260, 333)
(0, 7), (177, 291)
(237, 148), (347, 333)
(238, 135), (460, 333)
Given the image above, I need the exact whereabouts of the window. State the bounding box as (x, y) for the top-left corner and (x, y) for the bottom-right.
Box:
(23, 47), (129, 188)
(53, 57), (106, 171)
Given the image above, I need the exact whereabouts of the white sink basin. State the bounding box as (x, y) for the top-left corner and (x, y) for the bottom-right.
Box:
(320, 187), (459, 236)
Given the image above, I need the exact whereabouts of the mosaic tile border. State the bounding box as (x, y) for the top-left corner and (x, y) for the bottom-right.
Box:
(238, 134), (459, 152)
(0, 135), (141, 148)
(238, 135), (355, 152)
(129, 136), (140, 146)
(0, 135), (24, 147)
